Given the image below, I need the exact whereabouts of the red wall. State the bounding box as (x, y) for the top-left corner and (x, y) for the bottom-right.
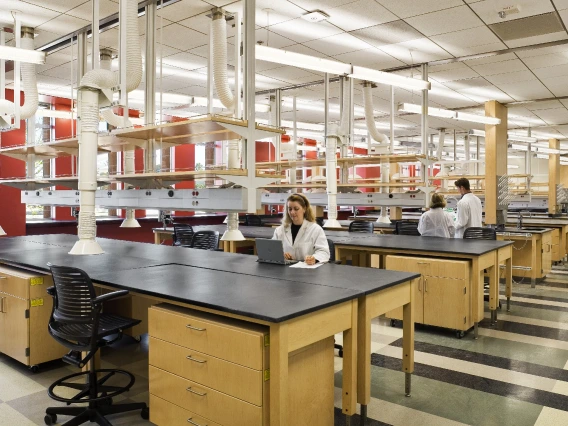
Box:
(0, 89), (26, 236)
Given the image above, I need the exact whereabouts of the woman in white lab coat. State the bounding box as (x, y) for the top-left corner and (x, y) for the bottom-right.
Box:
(417, 193), (456, 238)
(272, 193), (330, 264)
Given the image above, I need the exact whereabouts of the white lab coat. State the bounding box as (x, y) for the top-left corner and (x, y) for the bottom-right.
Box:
(272, 220), (330, 263)
(455, 193), (483, 238)
(417, 208), (455, 238)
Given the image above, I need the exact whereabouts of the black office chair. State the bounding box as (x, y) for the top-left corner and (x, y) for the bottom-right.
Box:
(191, 230), (221, 250)
(463, 227), (496, 240)
(463, 227), (500, 309)
(349, 220), (375, 233)
(244, 214), (263, 226)
(316, 217), (324, 227)
(173, 223), (194, 247)
(44, 264), (148, 426)
(395, 221), (421, 236)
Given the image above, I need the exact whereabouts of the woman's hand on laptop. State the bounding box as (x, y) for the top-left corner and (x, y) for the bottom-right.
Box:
(305, 255), (316, 265)
(284, 252), (293, 260)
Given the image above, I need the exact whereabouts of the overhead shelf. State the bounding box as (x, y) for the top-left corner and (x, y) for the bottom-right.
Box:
(256, 154), (434, 170)
(430, 174), (530, 180)
(0, 176), (111, 190)
(111, 114), (284, 145)
(263, 182), (417, 189)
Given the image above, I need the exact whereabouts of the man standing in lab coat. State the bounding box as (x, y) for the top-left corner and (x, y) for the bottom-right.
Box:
(454, 177), (482, 238)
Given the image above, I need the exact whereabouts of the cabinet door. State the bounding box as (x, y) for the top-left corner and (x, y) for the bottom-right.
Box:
(541, 233), (552, 276)
(0, 294), (29, 365)
(384, 256), (424, 322)
(423, 277), (469, 331)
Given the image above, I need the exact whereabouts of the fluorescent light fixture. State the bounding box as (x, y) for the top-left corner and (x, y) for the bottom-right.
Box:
(0, 45), (46, 65)
(535, 154), (549, 159)
(35, 109), (73, 120)
(537, 147), (560, 154)
(256, 45), (351, 75)
(349, 66), (431, 91)
(508, 134), (537, 143)
(507, 164), (519, 169)
(192, 96), (271, 113)
(510, 143), (528, 152)
(301, 10), (330, 22)
(398, 103), (456, 119)
(456, 112), (501, 125)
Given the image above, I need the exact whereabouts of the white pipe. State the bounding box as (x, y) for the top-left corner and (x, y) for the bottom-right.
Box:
(70, 0), (140, 254)
(436, 129), (445, 160)
(362, 83), (388, 144)
(120, 149), (140, 227)
(212, 13), (234, 110)
(0, 31), (38, 122)
(324, 124), (341, 229)
(69, 89), (104, 255)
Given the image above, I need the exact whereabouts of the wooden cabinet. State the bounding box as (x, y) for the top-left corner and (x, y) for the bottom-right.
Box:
(496, 230), (553, 281)
(149, 303), (334, 426)
(0, 265), (67, 369)
(385, 256), (471, 332)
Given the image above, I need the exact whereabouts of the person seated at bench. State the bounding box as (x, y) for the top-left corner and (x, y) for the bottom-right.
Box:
(272, 193), (330, 264)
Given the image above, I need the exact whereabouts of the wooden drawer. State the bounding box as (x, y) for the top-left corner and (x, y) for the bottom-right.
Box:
(149, 337), (263, 406)
(150, 366), (262, 426)
(149, 304), (267, 370)
(150, 394), (223, 426)
(386, 255), (468, 280)
(0, 266), (34, 300)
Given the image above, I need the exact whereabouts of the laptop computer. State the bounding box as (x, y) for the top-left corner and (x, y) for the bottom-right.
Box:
(256, 238), (299, 265)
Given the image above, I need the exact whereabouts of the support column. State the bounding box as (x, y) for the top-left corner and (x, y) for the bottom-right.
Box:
(484, 100), (508, 225)
(145, 2), (156, 173)
(549, 138), (560, 214)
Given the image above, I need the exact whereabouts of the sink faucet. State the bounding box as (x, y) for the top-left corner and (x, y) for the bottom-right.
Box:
(517, 212), (523, 229)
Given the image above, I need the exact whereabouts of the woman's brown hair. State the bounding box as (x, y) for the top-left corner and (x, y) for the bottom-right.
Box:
(284, 193), (316, 226)
(430, 193), (447, 209)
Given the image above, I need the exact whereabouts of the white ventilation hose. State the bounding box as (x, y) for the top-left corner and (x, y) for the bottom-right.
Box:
(324, 124), (342, 229)
(120, 149), (140, 227)
(100, 57), (130, 128)
(436, 129), (445, 160)
(363, 84), (389, 144)
(212, 14), (234, 110)
(70, 0), (141, 254)
(0, 31), (38, 122)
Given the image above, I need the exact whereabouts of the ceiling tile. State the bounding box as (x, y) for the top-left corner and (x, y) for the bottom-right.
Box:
(288, 0), (359, 10)
(468, 0), (555, 25)
(484, 70), (537, 85)
(532, 108), (568, 124)
(525, 100), (564, 110)
(456, 85), (515, 104)
(469, 58), (529, 76)
(255, 0), (306, 27)
(429, 65), (480, 83)
(378, 38), (452, 64)
(160, 23), (209, 51)
(0, 1), (60, 28)
(532, 63), (568, 79)
(38, 51), (71, 73)
(66, 0), (118, 20)
(36, 14), (90, 36)
(269, 18), (343, 44)
(284, 43), (333, 59)
(351, 20), (424, 48)
(303, 32), (374, 56)
(557, 0), (568, 10)
(464, 52), (518, 66)
(540, 76), (568, 96)
(259, 65), (320, 84)
(255, 30), (296, 49)
(405, 6), (484, 37)
(430, 26), (507, 57)
(375, 0), (463, 19)
(332, 48), (406, 69)
(34, 29), (64, 49)
(443, 77), (492, 91)
(522, 51), (568, 70)
(497, 80), (554, 101)
(177, 13), (213, 34)
(160, 52), (208, 71)
(326, 0), (398, 32)
(21, 0), (86, 14)
(505, 31), (568, 49)
(157, 0), (211, 22)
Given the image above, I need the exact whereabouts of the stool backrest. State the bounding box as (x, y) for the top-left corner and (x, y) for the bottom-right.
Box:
(191, 230), (221, 250)
(463, 227), (496, 240)
(49, 264), (97, 324)
(244, 215), (263, 226)
(395, 221), (420, 236)
(349, 220), (375, 233)
(173, 223), (194, 247)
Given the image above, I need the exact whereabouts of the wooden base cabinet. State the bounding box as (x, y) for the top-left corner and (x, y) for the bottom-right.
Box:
(149, 304), (334, 426)
(384, 256), (472, 332)
(496, 231), (552, 281)
(0, 265), (67, 369)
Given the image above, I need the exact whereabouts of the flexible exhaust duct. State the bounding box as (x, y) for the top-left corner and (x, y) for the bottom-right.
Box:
(363, 82), (389, 145)
(324, 124), (342, 229)
(212, 11), (235, 110)
(0, 27), (38, 124)
(120, 149), (140, 228)
(70, 0), (141, 255)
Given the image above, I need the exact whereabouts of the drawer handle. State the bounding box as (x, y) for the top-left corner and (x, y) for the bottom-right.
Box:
(187, 418), (207, 426)
(186, 324), (206, 331)
(424, 278), (428, 293)
(0, 297), (4, 313)
(186, 355), (207, 364)
(186, 387), (207, 397)
(417, 262), (429, 265)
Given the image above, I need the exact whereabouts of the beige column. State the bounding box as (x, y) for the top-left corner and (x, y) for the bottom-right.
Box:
(549, 138), (560, 214)
(484, 101), (508, 225)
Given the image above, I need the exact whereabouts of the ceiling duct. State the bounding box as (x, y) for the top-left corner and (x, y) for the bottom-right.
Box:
(489, 12), (565, 41)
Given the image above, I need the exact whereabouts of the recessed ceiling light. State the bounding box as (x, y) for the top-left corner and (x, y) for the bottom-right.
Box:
(301, 10), (330, 23)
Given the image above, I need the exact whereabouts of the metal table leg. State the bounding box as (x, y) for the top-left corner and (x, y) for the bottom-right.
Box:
(360, 405), (367, 425)
(474, 322), (479, 339)
(405, 372), (411, 397)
